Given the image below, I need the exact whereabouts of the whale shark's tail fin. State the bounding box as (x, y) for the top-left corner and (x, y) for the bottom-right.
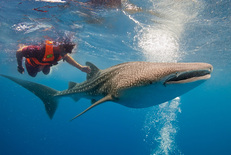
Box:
(0, 74), (59, 119)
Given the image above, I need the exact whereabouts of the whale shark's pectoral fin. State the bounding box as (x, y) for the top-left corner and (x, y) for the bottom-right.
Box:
(70, 95), (114, 121)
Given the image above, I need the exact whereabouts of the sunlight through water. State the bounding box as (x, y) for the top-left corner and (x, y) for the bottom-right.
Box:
(137, 0), (204, 154)
(136, 0), (203, 62)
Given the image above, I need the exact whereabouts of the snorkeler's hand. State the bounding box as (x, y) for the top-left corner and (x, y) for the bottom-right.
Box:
(81, 66), (91, 74)
(17, 65), (24, 74)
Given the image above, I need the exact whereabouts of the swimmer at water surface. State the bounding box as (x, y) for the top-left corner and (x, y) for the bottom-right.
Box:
(16, 40), (91, 77)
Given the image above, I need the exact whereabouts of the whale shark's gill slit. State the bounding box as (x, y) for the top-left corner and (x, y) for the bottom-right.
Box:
(143, 97), (182, 155)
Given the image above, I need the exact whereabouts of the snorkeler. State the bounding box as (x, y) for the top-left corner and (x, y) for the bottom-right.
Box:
(16, 40), (91, 77)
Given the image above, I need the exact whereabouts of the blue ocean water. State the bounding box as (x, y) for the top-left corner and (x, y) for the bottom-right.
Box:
(0, 0), (230, 155)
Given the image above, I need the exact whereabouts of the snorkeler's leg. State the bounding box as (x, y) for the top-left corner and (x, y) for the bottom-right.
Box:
(42, 65), (51, 75)
(25, 60), (38, 77)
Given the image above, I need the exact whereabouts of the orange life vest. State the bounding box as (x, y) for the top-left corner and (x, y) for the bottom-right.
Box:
(26, 40), (62, 67)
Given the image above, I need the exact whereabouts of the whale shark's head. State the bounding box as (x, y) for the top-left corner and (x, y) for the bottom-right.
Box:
(115, 62), (213, 108)
(159, 62), (213, 85)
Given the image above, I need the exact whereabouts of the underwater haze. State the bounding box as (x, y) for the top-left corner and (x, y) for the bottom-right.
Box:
(0, 0), (231, 155)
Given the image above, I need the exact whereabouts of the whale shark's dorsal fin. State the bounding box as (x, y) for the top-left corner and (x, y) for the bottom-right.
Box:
(68, 81), (78, 89)
(86, 61), (100, 80)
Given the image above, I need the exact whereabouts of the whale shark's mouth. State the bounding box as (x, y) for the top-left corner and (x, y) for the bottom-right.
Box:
(164, 69), (212, 84)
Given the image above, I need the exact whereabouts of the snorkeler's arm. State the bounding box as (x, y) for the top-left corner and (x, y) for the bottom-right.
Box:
(16, 49), (24, 68)
(16, 47), (26, 74)
(63, 54), (91, 73)
(16, 45), (41, 74)
(16, 45), (42, 66)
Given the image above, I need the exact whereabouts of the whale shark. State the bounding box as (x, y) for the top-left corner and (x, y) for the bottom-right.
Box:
(0, 61), (213, 121)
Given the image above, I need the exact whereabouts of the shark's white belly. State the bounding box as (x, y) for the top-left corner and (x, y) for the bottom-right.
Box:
(117, 81), (204, 108)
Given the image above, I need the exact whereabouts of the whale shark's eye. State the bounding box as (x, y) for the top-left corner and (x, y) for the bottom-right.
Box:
(176, 72), (180, 77)
(149, 81), (152, 84)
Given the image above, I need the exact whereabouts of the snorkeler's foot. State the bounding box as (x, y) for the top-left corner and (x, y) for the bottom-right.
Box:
(42, 66), (50, 75)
